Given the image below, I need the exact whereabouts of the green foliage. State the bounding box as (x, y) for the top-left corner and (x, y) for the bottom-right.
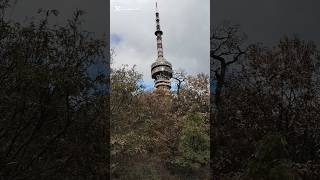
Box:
(114, 161), (161, 180)
(255, 134), (289, 161)
(245, 134), (301, 180)
(173, 113), (209, 172)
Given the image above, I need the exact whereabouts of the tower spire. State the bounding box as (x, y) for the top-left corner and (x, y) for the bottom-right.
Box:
(151, 2), (173, 90)
(155, 2), (164, 58)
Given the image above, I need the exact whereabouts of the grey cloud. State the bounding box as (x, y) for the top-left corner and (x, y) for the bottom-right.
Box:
(111, 0), (210, 85)
(213, 0), (320, 45)
(9, 0), (209, 86)
(10, 0), (108, 36)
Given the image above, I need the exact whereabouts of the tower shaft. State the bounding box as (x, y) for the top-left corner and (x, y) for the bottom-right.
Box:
(155, 9), (164, 58)
(151, 2), (173, 90)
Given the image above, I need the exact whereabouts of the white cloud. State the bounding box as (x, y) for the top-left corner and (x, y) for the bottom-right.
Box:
(111, 0), (210, 86)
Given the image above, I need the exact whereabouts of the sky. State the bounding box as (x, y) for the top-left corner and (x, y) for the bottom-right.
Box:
(8, 0), (108, 36)
(111, 0), (210, 90)
(9, 0), (319, 90)
(8, 0), (109, 83)
(212, 0), (320, 46)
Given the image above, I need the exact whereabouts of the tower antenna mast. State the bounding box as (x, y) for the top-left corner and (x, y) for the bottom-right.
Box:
(151, 2), (173, 90)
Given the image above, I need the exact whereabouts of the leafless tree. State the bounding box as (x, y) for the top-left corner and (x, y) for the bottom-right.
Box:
(172, 69), (187, 96)
(210, 21), (247, 125)
(210, 21), (247, 179)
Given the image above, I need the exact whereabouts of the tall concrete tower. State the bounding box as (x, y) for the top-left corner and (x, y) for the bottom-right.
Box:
(151, 2), (173, 90)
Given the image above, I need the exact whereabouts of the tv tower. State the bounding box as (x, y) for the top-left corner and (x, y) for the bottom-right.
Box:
(151, 2), (173, 90)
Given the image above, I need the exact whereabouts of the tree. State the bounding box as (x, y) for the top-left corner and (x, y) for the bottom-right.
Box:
(110, 64), (210, 179)
(212, 34), (320, 179)
(0, 4), (108, 179)
(233, 37), (320, 179)
(210, 21), (247, 179)
(172, 69), (187, 96)
(172, 113), (210, 178)
(210, 21), (246, 125)
(244, 134), (301, 180)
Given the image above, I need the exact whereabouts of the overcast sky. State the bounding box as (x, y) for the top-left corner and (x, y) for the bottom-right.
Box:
(111, 0), (210, 90)
(9, 0), (108, 79)
(9, 0), (108, 35)
(212, 0), (320, 46)
(10, 0), (319, 90)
